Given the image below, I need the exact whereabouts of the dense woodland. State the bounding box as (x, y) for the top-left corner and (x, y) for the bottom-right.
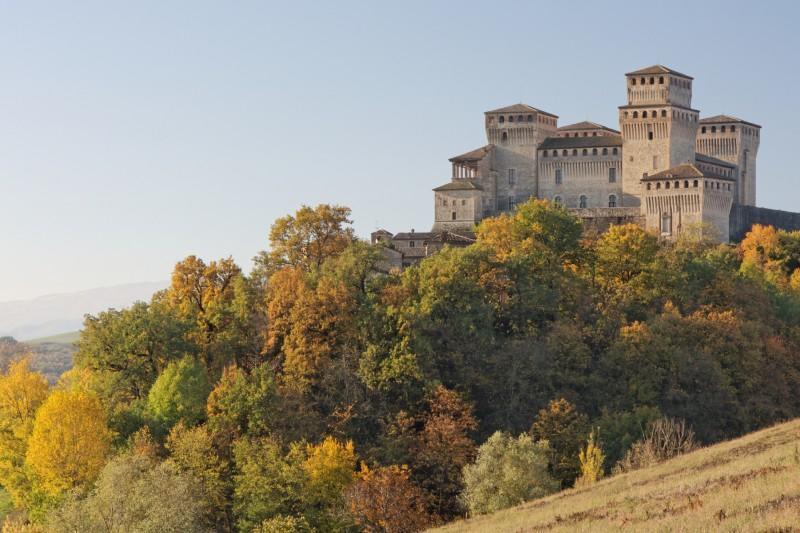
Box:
(2, 200), (800, 532)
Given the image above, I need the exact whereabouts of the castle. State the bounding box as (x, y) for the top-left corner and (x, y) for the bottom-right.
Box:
(374, 65), (800, 268)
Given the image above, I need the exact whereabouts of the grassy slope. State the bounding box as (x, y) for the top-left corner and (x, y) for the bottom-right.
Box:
(435, 419), (800, 532)
(24, 330), (80, 345)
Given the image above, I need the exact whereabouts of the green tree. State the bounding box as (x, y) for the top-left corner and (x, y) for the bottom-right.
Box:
(530, 398), (589, 487)
(146, 356), (211, 434)
(461, 431), (558, 516)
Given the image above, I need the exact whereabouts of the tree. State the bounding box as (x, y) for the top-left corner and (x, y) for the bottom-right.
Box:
(411, 387), (477, 520)
(257, 204), (355, 274)
(47, 453), (208, 533)
(345, 464), (435, 533)
(0, 358), (49, 507)
(530, 398), (589, 487)
(303, 436), (356, 507)
(146, 356), (211, 434)
(575, 429), (605, 487)
(26, 390), (111, 496)
(461, 431), (558, 516)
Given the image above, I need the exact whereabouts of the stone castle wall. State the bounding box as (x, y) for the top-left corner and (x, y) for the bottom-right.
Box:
(729, 205), (800, 241)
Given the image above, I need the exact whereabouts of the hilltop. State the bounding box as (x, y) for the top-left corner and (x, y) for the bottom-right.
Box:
(435, 418), (800, 532)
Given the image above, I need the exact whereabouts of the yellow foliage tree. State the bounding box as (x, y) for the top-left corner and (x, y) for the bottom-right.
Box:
(303, 436), (356, 506)
(0, 358), (49, 505)
(25, 390), (111, 496)
(576, 429), (605, 488)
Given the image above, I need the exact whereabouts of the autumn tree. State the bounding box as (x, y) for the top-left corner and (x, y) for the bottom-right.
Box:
(345, 464), (435, 533)
(530, 398), (590, 487)
(26, 390), (111, 496)
(146, 356), (211, 434)
(0, 358), (49, 507)
(256, 204), (355, 274)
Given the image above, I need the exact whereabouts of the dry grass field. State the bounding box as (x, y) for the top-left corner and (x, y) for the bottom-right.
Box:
(435, 418), (800, 532)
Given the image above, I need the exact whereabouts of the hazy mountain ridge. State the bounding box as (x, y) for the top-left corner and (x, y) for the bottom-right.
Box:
(0, 281), (168, 340)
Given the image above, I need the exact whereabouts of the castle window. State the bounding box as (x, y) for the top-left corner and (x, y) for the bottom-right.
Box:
(647, 183), (652, 190)
(409, 241), (415, 248)
(675, 181), (680, 189)
(592, 148), (598, 155)
(509, 116), (514, 123)
(632, 78), (636, 86)
(624, 111), (628, 118)
(701, 126), (706, 133)
(527, 115), (533, 122)
(721, 126), (726, 133)
(592, 132), (597, 136)
(656, 182), (661, 189)
(572, 149), (578, 156)
(711, 126), (716, 133)
(633, 111), (638, 118)
(555, 169), (563, 185)
(602, 148), (608, 155)
(552, 150), (558, 157)
(579, 195), (588, 208)
(661, 110), (667, 117)
(684, 180), (689, 188)
(461, 199), (466, 206)
(582, 149), (588, 155)
(642, 111), (648, 118)
(693, 180), (699, 188)
(508, 168), (516, 186)
(502, 132), (508, 142)
(666, 182), (670, 189)
(562, 150), (568, 156)
(640, 77), (645, 85)
(608, 194), (617, 207)
(661, 213), (672, 235)
(648, 132), (654, 140)
(553, 195), (562, 205)
(649, 77), (655, 84)
(609, 167), (616, 183)
(517, 115), (523, 122)
(659, 76), (664, 84)
(613, 148), (618, 155)
(583, 132), (588, 137)
(731, 125), (736, 132)
(452, 211), (457, 220)
(499, 116), (505, 123)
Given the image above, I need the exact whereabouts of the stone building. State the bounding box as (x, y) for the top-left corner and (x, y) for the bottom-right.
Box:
(380, 64), (798, 265)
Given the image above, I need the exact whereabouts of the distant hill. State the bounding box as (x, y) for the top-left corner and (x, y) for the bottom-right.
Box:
(26, 331), (81, 345)
(0, 336), (75, 383)
(0, 281), (168, 340)
(436, 419), (800, 532)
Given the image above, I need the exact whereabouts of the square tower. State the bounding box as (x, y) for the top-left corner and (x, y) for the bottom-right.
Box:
(619, 66), (699, 206)
(696, 116), (761, 206)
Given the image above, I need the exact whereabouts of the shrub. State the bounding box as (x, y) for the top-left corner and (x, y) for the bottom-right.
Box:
(575, 429), (605, 488)
(613, 417), (697, 474)
(461, 432), (559, 516)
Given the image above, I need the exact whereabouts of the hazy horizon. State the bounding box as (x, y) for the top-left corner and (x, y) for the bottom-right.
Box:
(2, 0), (798, 300)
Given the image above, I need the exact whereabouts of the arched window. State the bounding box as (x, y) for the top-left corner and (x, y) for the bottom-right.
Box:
(501, 132), (508, 142)
(642, 111), (648, 118)
(553, 195), (562, 205)
(649, 77), (655, 84)
(640, 77), (645, 85)
(665, 182), (670, 189)
(661, 110), (667, 117)
(572, 149), (578, 156)
(701, 126), (706, 133)
(509, 116), (514, 123)
(633, 111), (638, 118)
(579, 195), (588, 208)
(592, 148), (598, 155)
(612, 148), (618, 155)
(517, 115), (523, 122)
(656, 182), (661, 190)
(711, 126), (716, 133)
(661, 212), (672, 235)
(731, 125), (736, 132)
(527, 114), (533, 122)
(693, 180), (698, 188)
(674, 181), (680, 189)
(646, 183), (652, 190)
(624, 111), (629, 118)
(659, 76), (664, 84)
(684, 180), (689, 188)
(582, 149), (588, 155)
(721, 125), (726, 133)
(562, 150), (568, 156)
(552, 150), (558, 157)
(608, 194), (617, 207)
(602, 148), (608, 155)
(632, 78), (637, 86)
(499, 116), (505, 123)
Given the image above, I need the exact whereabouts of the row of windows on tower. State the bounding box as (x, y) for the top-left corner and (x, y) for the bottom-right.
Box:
(544, 147), (618, 158)
(644, 180), (731, 191)
(499, 114), (534, 124)
(629, 76), (690, 89)
(623, 110), (695, 122)
(553, 194), (617, 208)
(700, 125), (759, 137)
(554, 167), (616, 184)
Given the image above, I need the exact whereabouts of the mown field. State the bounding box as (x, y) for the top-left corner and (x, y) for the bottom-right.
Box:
(435, 418), (800, 532)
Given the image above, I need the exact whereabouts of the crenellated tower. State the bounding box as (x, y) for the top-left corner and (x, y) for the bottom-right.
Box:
(619, 65), (699, 206)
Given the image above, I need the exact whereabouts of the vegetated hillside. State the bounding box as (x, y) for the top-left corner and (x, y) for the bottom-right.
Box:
(435, 418), (800, 532)
(0, 336), (74, 383)
(25, 331), (80, 345)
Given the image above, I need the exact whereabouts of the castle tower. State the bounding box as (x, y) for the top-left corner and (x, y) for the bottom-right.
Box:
(696, 116), (761, 206)
(483, 104), (558, 207)
(619, 65), (699, 206)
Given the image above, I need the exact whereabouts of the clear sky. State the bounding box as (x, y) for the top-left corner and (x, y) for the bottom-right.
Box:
(1, 0), (798, 300)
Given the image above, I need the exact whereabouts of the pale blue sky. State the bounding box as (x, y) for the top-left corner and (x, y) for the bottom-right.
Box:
(1, 0), (797, 300)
